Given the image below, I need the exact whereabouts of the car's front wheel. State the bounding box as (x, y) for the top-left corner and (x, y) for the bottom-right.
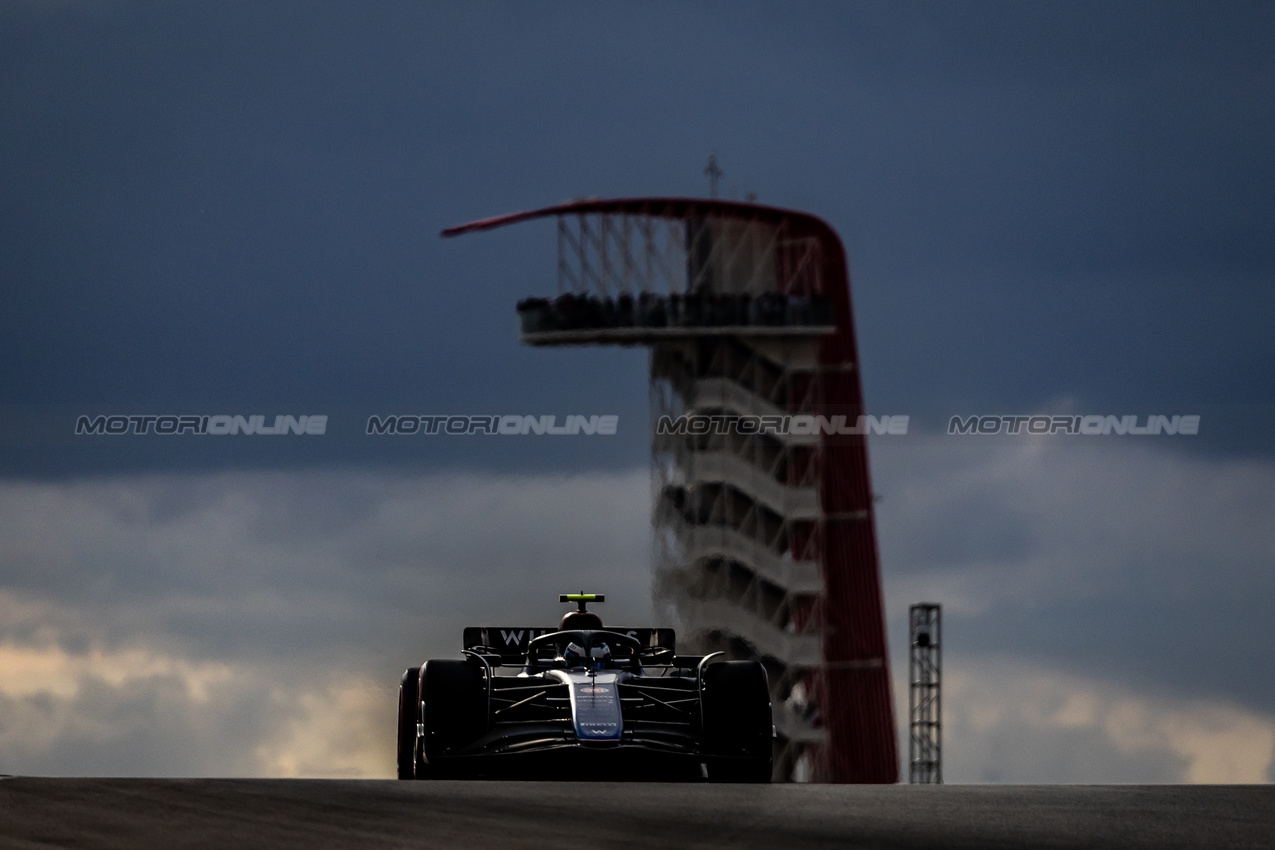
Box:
(419, 659), (486, 775)
(396, 666), (421, 780)
(701, 660), (773, 783)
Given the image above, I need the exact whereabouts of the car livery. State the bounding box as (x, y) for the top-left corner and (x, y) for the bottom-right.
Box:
(396, 594), (773, 782)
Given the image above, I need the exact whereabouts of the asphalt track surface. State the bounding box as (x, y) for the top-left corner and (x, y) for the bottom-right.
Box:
(0, 778), (1270, 849)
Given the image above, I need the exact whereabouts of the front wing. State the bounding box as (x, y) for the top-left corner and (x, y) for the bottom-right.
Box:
(427, 677), (715, 779)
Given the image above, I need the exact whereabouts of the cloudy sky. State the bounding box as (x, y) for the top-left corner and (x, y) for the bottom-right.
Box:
(1, 2), (1272, 781)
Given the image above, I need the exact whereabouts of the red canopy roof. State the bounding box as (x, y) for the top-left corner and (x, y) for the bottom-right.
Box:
(441, 196), (839, 241)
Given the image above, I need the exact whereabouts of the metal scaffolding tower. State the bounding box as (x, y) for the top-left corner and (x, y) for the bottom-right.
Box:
(443, 197), (898, 783)
(909, 603), (941, 784)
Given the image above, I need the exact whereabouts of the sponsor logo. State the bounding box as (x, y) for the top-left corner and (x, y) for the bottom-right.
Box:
(494, 629), (553, 646)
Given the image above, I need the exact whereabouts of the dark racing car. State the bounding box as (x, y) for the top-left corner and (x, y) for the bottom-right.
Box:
(396, 594), (773, 782)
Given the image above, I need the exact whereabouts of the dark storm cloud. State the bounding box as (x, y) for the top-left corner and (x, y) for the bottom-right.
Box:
(0, 672), (276, 777)
(0, 470), (653, 667)
(0, 458), (1270, 781)
(0, 469), (653, 776)
(2, 2), (1272, 476)
(872, 437), (1275, 714)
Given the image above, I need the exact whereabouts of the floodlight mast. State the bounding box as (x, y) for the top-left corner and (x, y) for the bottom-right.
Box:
(444, 197), (898, 784)
(909, 603), (942, 784)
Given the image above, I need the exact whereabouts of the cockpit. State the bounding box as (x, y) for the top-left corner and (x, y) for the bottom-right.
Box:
(527, 629), (641, 672)
(558, 639), (614, 670)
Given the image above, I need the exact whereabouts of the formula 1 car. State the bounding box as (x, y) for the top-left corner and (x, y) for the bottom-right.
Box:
(396, 594), (773, 782)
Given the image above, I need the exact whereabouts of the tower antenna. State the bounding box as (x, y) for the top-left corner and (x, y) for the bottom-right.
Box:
(704, 154), (723, 199)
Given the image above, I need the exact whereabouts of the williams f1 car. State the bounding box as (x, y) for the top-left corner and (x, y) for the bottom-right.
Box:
(397, 594), (773, 781)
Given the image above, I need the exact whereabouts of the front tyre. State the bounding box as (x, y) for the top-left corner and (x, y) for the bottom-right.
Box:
(396, 666), (421, 780)
(419, 659), (486, 774)
(701, 660), (773, 783)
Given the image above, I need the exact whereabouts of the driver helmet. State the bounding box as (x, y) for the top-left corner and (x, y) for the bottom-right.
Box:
(560, 641), (586, 668)
(589, 641), (613, 670)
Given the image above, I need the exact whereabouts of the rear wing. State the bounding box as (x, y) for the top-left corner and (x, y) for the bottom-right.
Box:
(463, 626), (676, 665)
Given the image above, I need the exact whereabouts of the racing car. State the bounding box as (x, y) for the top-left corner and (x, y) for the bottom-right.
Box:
(396, 594), (773, 781)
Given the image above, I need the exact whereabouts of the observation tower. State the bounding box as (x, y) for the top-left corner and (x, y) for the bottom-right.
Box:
(444, 198), (897, 782)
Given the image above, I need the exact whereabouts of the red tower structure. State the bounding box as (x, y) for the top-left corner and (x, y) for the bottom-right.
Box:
(444, 198), (898, 782)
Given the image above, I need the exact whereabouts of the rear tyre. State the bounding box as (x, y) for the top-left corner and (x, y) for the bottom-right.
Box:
(701, 660), (773, 783)
(420, 659), (486, 774)
(397, 666), (421, 780)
